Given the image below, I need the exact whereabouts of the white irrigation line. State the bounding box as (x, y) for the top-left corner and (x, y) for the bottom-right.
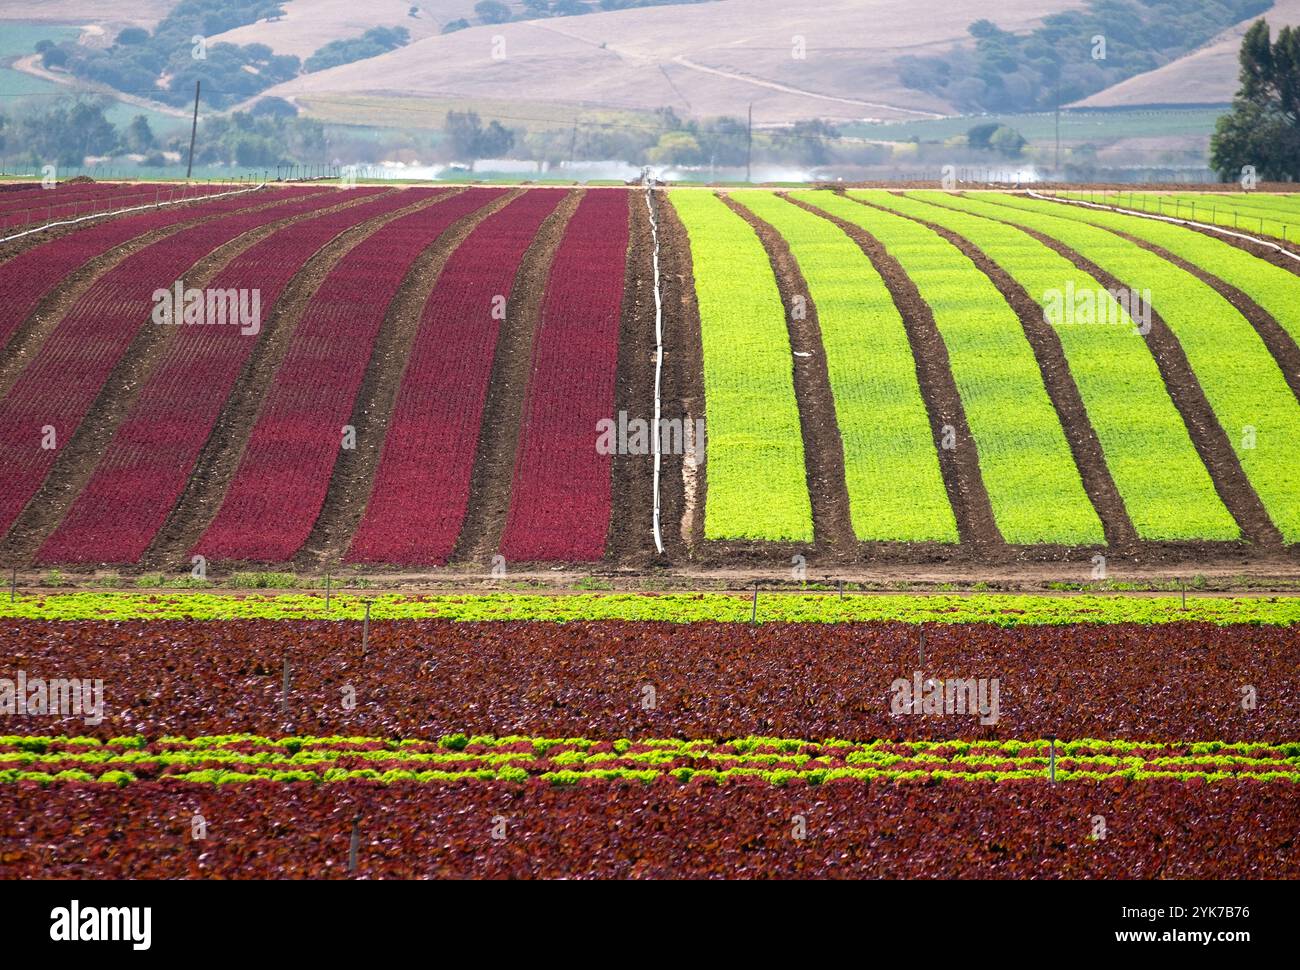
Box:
(0, 182), (267, 245)
(645, 180), (665, 556)
(1025, 189), (1300, 264)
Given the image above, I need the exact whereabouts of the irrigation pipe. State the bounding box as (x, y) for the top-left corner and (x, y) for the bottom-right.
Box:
(645, 180), (665, 555)
(1025, 189), (1300, 264)
(0, 181), (267, 245)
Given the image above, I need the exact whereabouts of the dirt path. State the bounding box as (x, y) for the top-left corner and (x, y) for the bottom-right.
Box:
(452, 189), (584, 568)
(721, 192), (856, 558)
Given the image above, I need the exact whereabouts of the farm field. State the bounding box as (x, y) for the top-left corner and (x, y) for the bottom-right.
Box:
(2, 180), (1299, 574)
(1, 178), (1299, 885)
(0, 613), (1297, 878)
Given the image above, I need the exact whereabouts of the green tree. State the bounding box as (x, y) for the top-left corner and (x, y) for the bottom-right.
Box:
(475, 1), (513, 23)
(989, 125), (1027, 158)
(1211, 19), (1300, 182)
(124, 115), (155, 152)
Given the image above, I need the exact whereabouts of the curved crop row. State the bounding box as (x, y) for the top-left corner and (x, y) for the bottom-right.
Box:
(947, 193), (1300, 542)
(1057, 190), (1300, 241)
(669, 190), (811, 542)
(730, 191), (957, 543)
(35, 188), (414, 565)
(500, 189), (630, 562)
(194, 188), (501, 563)
(0, 186), (303, 352)
(984, 192), (1300, 349)
(346, 189), (567, 565)
(804, 190), (1103, 544)
(886, 191), (1237, 540)
(0, 188), (341, 543)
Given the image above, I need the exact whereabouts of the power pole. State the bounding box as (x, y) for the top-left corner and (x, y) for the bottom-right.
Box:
(1054, 74), (1061, 175)
(745, 103), (753, 183)
(186, 80), (201, 180)
(568, 119), (577, 170)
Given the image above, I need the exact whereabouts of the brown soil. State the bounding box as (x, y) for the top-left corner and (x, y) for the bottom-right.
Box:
(451, 189), (583, 567)
(142, 189), (443, 570)
(721, 192), (856, 558)
(606, 188), (662, 566)
(296, 189), (518, 571)
(0, 192), (389, 566)
(1105, 227), (1300, 405)
(788, 194), (1002, 548)
(867, 196), (1139, 547)
(654, 190), (705, 559)
(996, 221), (1282, 548)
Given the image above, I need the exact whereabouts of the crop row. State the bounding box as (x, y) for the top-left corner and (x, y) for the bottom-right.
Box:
(670, 190), (812, 541)
(0, 616), (1294, 741)
(0, 187), (342, 541)
(3, 590), (1299, 625)
(954, 194), (1300, 541)
(347, 189), (567, 565)
(0, 186), (311, 352)
(499, 191), (630, 561)
(884, 191), (1236, 540)
(982, 192), (1300, 350)
(811, 191), (1103, 544)
(4, 779), (1297, 878)
(732, 192), (956, 542)
(34, 189), (410, 565)
(1057, 190), (1300, 241)
(193, 188), (499, 562)
(0, 182), (234, 231)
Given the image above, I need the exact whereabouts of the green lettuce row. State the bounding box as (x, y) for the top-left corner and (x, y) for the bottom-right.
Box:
(940, 193), (1300, 543)
(796, 190), (1102, 545)
(883, 191), (1236, 540)
(3, 591), (1299, 624)
(727, 191), (956, 542)
(667, 190), (812, 541)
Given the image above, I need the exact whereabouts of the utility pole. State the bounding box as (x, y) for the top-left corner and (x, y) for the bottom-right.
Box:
(568, 118), (577, 170)
(186, 80), (201, 180)
(745, 103), (753, 184)
(1054, 74), (1061, 175)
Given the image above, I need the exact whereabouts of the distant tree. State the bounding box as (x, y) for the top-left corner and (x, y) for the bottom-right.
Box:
(442, 18), (471, 33)
(41, 47), (69, 69)
(475, 1), (513, 24)
(966, 122), (1000, 150)
(444, 110), (516, 164)
(250, 96), (298, 118)
(647, 131), (701, 165)
(409, 4), (420, 15)
(989, 125), (1027, 158)
(116, 27), (150, 45)
(34, 39), (54, 54)
(124, 114), (155, 152)
(1211, 19), (1300, 182)
(523, 0), (551, 13)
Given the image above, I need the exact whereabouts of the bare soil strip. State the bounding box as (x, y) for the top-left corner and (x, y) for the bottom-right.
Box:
(607, 189), (662, 566)
(143, 189), (446, 570)
(1107, 227), (1300, 405)
(871, 197), (1138, 546)
(721, 193), (856, 557)
(296, 190), (519, 571)
(788, 194), (1001, 548)
(2, 195), (388, 564)
(0, 190), (308, 402)
(452, 190), (583, 568)
(654, 191), (706, 558)
(997, 222), (1282, 547)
